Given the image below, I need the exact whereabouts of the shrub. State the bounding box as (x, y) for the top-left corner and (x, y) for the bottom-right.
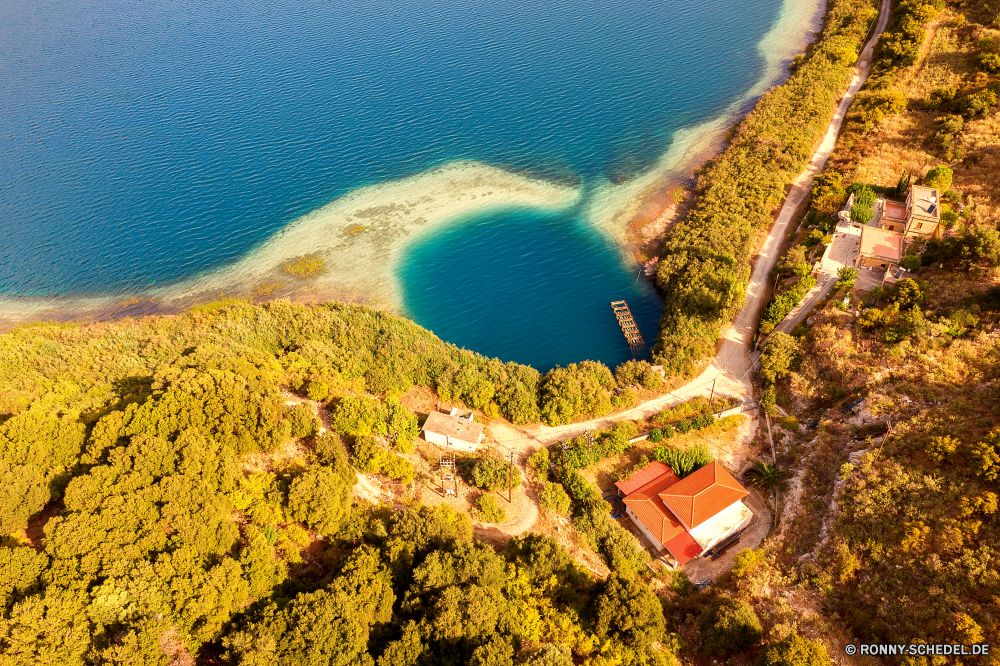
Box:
(926, 435), (959, 463)
(527, 447), (550, 478)
(892, 278), (927, 310)
(760, 333), (802, 385)
(593, 573), (666, 644)
(804, 229), (825, 247)
(652, 444), (713, 478)
(305, 380), (330, 401)
(352, 436), (388, 474)
(777, 415), (799, 431)
(835, 266), (858, 289)
(464, 456), (521, 492)
(611, 388), (638, 409)
(476, 494), (507, 523)
(900, 255), (921, 271)
(382, 454), (415, 485)
(850, 185), (877, 224)
(287, 403), (319, 439)
(331, 397), (382, 436)
(923, 165), (953, 192)
(538, 482), (572, 516)
(538, 361), (616, 426)
(287, 466), (352, 536)
(699, 596), (763, 656)
(759, 275), (817, 336)
(614, 360), (661, 389)
(755, 633), (829, 666)
(648, 429), (663, 443)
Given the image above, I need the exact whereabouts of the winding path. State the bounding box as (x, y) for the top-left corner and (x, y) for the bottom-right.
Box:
(327, 0), (892, 540)
(490, 0), (892, 535)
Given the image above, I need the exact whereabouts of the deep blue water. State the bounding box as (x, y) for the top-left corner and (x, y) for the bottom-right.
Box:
(1, 0), (787, 368)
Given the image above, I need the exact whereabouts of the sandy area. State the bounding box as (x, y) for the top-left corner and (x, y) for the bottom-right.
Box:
(1, 0), (825, 327)
(0, 161), (580, 324)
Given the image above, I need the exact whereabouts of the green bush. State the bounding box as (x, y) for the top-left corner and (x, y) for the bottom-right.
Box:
(614, 360), (661, 390)
(760, 333), (801, 385)
(803, 229), (825, 247)
(352, 435), (388, 474)
(900, 255), (921, 271)
(759, 275), (817, 336)
(305, 380), (330, 401)
(538, 361), (616, 426)
(382, 453), (416, 485)
(538, 482), (572, 516)
(476, 494), (507, 523)
(527, 447), (550, 479)
(610, 387), (638, 409)
(287, 466), (353, 536)
(652, 443), (713, 478)
(835, 266), (858, 289)
(464, 456), (521, 492)
(699, 596), (763, 656)
(850, 185), (877, 223)
(923, 165), (953, 192)
(755, 633), (829, 666)
(287, 403), (319, 439)
(648, 428), (663, 443)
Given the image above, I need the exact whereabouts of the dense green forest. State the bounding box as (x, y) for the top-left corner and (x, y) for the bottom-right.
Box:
(651, 0), (877, 375)
(0, 301), (677, 665)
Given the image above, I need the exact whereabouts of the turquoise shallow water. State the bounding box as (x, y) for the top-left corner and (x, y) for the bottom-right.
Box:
(399, 209), (664, 371)
(2, 0), (790, 368)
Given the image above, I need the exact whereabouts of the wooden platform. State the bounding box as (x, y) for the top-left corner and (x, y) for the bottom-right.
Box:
(611, 300), (645, 350)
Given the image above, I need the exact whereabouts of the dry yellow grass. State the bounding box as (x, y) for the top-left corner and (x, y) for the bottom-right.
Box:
(830, 5), (1000, 227)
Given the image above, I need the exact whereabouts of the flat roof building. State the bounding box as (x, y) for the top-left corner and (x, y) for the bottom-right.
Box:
(859, 226), (903, 271)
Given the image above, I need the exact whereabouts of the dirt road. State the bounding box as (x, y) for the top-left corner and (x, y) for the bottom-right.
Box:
(333, 0), (891, 542)
(488, 0), (891, 536)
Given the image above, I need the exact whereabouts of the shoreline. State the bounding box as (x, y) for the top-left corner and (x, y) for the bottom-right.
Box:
(0, 0), (826, 330)
(0, 162), (580, 328)
(591, 0), (826, 261)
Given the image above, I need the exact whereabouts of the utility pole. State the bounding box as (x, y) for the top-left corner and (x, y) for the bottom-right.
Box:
(709, 378), (717, 411)
(506, 449), (516, 503)
(585, 430), (593, 465)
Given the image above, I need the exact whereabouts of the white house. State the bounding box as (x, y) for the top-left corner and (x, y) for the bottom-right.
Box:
(615, 460), (753, 566)
(422, 408), (484, 452)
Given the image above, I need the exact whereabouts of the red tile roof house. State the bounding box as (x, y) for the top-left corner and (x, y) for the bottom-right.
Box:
(615, 461), (753, 567)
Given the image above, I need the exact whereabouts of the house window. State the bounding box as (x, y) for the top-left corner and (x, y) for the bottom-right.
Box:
(916, 223), (923, 230)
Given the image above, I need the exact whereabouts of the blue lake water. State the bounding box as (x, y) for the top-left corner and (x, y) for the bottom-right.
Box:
(1, 0), (791, 369)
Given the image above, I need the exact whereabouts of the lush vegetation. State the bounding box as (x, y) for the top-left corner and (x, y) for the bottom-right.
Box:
(651, 443), (714, 478)
(0, 300), (687, 664)
(460, 455), (522, 493)
(651, 0), (877, 375)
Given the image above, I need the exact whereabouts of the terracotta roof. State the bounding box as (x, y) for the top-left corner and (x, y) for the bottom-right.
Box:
(664, 531), (703, 565)
(615, 461), (674, 496)
(658, 461), (748, 529)
(622, 467), (685, 546)
(859, 226), (903, 261)
(422, 411), (484, 444)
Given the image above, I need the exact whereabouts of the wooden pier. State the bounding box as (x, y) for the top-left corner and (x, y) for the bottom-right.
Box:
(611, 300), (645, 351)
